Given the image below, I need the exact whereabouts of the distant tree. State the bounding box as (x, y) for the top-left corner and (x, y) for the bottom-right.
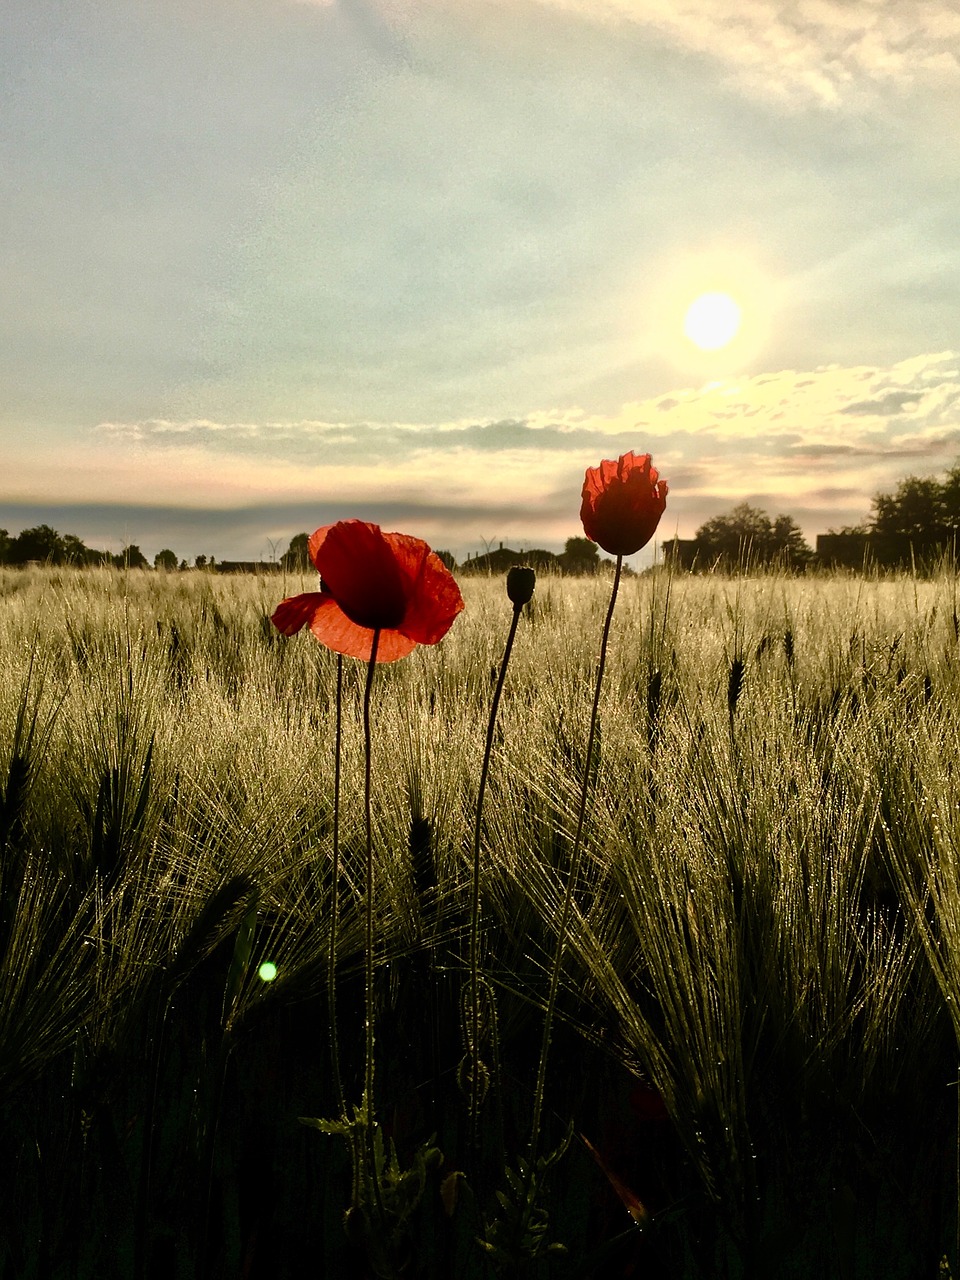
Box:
(941, 463), (960, 535)
(871, 475), (946, 544)
(770, 515), (813, 568)
(434, 549), (457, 572)
(560, 536), (600, 574)
(9, 524), (66, 565)
(519, 548), (559, 572)
(696, 503), (774, 563)
(0, 529), (10, 564)
(281, 533), (310, 571)
(115, 544), (149, 570)
(62, 534), (89, 564)
(826, 522), (869, 536)
(60, 534), (109, 566)
(195, 554), (207, 570)
(154, 548), (179, 572)
(695, 503), (811, 568)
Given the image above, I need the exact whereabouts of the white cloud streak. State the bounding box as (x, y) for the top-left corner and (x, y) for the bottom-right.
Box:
(96, 349), (960, 452)
(78, 350), (960, 544)
(530, 0), (960, 103)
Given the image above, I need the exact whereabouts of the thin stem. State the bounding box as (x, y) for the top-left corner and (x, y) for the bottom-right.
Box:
(469, 601), (524, 1152)
(328, 653), (347, 1118)
(362, 629), (385, 1221)
(528, 555), (623, 1161)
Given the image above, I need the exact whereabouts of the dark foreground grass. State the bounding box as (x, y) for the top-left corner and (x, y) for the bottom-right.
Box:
(1, 563), (960, 1278)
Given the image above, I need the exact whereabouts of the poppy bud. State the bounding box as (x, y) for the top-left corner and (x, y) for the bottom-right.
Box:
(506, 565), (536, 606)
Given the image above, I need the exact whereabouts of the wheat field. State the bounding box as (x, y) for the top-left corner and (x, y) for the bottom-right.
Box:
(1, 562), (959, 1279)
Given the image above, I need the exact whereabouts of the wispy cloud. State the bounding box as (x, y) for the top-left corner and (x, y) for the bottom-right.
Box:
(73, 350), (960, 552)
(7, 350), (958, 559)
(532, 0), (960, 104)
(96, 348), (960, 453)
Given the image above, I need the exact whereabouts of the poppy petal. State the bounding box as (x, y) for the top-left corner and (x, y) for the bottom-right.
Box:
(271, 592), (327, 636)
(382, 533), (465, 645)
(580, 1135), (649, 1226)
(307, 526), (334, 573)
(581, 456), (620, 507)
(307, 596), (417, 663)
(313, 520), (408, 629)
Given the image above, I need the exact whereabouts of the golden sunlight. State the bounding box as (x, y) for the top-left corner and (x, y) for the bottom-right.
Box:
(683, 291), (742, 351)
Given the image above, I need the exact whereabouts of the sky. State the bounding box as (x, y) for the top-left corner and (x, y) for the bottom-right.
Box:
(2, 0), (959, 566)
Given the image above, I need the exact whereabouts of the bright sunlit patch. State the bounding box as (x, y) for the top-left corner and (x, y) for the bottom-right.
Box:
(258, 961), (278, 982)
(683, 292), (742, 351)
(637, 248), (776, 375)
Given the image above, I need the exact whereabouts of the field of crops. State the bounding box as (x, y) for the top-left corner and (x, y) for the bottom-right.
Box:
(2, 562), (960, 1279)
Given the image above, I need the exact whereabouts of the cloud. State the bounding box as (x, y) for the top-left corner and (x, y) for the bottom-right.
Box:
(85, 353), (960, 507)
(841, 391), (923, 416)
(93, 415), (606, 461)
(8, 347), (960, 563)
(533, 349), (960, 446)
(60, 348), (960, 555)
(94, 348), (960, 458)
(530, 0), (960, 104)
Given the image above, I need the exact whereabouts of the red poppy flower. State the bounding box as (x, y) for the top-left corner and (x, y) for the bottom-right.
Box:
(580, 451), (668, 556)
(271, 520), (464, 663)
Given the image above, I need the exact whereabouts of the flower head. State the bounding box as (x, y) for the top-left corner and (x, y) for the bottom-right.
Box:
(580, 451), (668, 556)
(271, 519), (464, 662)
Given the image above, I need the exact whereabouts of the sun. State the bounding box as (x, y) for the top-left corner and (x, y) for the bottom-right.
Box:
(683, 291), (742, 351)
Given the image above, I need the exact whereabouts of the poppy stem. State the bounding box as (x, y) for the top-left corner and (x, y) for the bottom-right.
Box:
(528, 554), (623, 1164)
(468, 598), (524, 1156)
(328, 653), (347, 1119)
(362, 628), (385, 1223)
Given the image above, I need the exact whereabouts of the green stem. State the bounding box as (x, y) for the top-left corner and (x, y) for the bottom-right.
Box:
(469, 601), (523, 1152)
(328, 653), (347, 1118)
(528, 555), (623, 1161)
(362, 628), (385, 1222)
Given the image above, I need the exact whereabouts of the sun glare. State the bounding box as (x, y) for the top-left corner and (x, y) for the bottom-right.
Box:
(683, 292), (742, 351)
(632, 247), (775, 373)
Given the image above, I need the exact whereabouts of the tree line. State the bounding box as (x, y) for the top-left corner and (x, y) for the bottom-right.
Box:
(861, 462), (960, 554)
(5, 459), (960, 573)
(673, 458), (960, 571)
(0, 525), (207, 571)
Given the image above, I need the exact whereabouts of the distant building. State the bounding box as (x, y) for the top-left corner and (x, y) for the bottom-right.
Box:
(815, 532), (871, 569)
(460, 544), (559, 574)
(661, 537), (701, 570)
(815, 531), (957, 571)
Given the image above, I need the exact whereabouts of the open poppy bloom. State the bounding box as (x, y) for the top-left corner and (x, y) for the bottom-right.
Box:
(580, 451), (668, 556)
(271, 520), (464, 662)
